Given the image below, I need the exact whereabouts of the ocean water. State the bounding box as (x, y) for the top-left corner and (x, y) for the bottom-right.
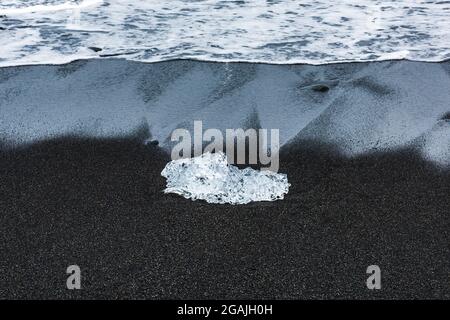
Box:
(1, 0), (450, 67)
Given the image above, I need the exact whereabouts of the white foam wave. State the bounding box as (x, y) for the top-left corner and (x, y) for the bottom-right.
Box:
(1, 0), (450, 67)
(0, 0), (102, 15)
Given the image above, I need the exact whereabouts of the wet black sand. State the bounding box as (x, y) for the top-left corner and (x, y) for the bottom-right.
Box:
(0, 137), (449, 299)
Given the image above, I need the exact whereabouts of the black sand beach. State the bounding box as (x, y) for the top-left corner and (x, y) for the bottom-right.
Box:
(0, 136), (449, 299)
(1, 59), (449, 299)
(2, 0), (450, 305)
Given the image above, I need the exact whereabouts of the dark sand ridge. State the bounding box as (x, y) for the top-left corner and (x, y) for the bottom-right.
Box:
(1, 59), (449, 167)
(0, 135), (449, 299)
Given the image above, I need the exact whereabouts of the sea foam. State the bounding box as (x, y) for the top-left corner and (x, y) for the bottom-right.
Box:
(1, 0), (450, 67)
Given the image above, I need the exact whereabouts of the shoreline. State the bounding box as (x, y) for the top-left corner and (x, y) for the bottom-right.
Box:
(2, 56), (450, 70)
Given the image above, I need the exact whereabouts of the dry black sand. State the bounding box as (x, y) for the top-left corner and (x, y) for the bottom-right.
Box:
(0, 137), (449, 299)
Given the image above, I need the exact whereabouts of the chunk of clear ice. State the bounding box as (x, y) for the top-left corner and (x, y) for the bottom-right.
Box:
(161, 152), (290, 204)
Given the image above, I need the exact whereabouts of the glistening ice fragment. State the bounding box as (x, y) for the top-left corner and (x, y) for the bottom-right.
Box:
(161, 152), (290, 205)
